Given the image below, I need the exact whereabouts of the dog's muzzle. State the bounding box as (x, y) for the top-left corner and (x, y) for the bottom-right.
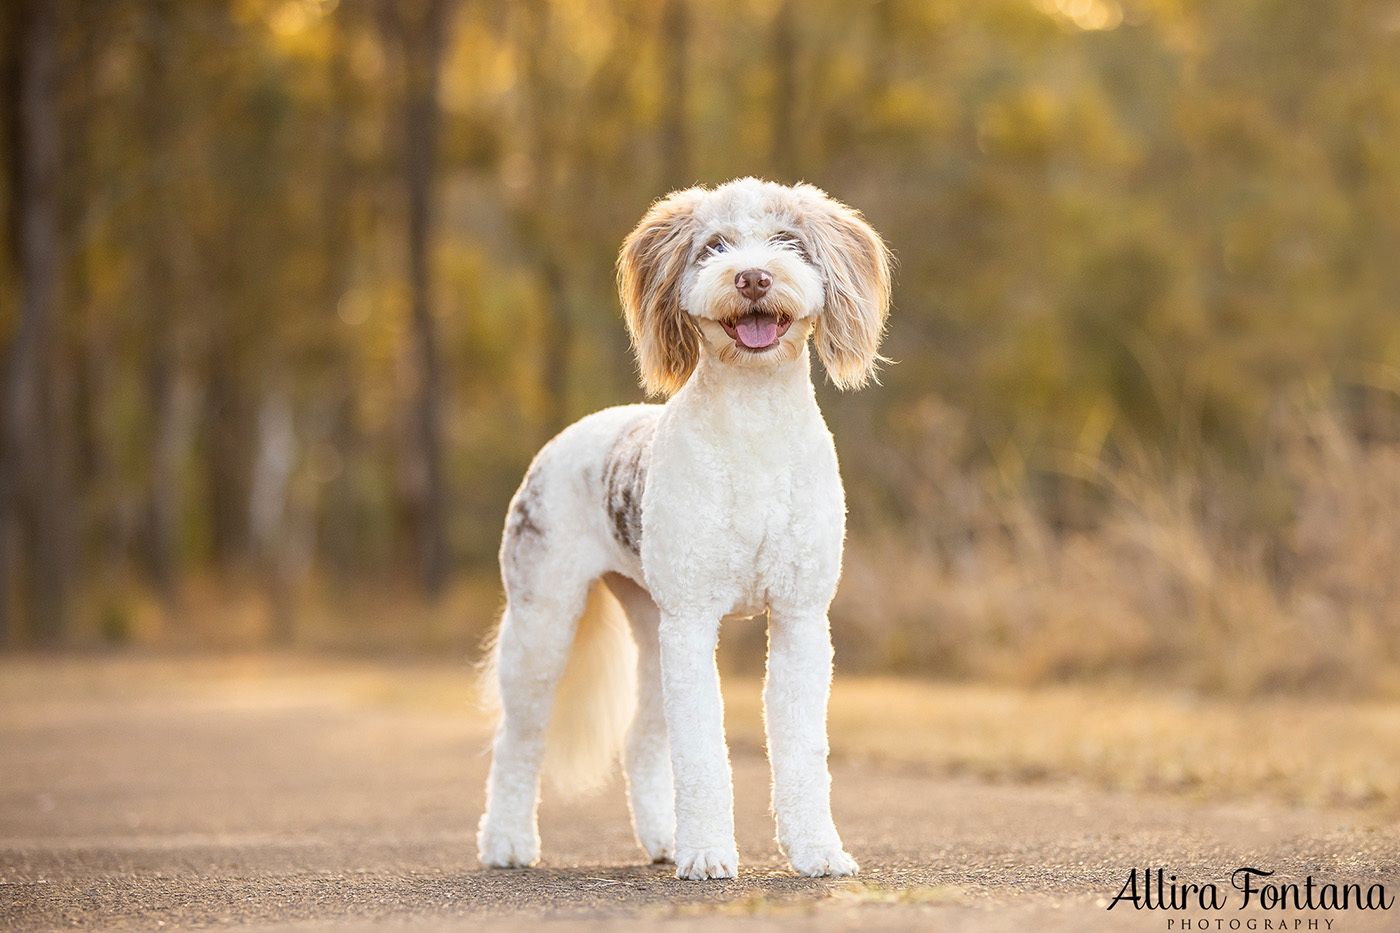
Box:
(722, 269), (792, 350)
(720, 310), (793, 350)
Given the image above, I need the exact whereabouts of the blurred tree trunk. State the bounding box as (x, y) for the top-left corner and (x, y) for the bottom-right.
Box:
(659, 0), (690, 191)
(249, 386), (296, 642)
(770, 0), (797, 181)
(538, 254), (572, 433)
(515, 0), (571, 433)
(318, 2), (361, 582)
(0, 0), (71, 646)
(66, 6), (115, 595)
(203, 347), (254, 564)
(383, 0), (451, 597)
(140, 0), (181, 610)
(0, 0), (25, 647)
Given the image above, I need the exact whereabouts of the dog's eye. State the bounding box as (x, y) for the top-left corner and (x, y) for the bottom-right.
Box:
(770, 231), (812, 263)
(704, 236), (731, 256)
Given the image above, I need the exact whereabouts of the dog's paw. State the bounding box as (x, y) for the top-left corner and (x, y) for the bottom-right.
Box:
(674, 845), (738, 880)
(638, 832), (675, 864)
(477, 827), (541, 869)
(788, 846), (858, 878)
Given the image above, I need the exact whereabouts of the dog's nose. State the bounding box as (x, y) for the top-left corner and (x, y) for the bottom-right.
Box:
(735, 269), (772, 301)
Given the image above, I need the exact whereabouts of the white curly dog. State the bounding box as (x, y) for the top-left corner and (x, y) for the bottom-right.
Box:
(476, 177), (892, 881)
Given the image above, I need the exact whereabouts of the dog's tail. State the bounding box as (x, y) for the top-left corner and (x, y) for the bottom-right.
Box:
(478, 579), (638, 797)
(544, 579), (638, 795)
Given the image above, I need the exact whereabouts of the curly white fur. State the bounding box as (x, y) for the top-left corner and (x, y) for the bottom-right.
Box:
(476, 178), (892, 881)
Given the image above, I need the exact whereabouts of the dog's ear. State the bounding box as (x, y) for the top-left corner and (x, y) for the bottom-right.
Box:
(799, 190), (894, 390)
(618, 188), (706, 397)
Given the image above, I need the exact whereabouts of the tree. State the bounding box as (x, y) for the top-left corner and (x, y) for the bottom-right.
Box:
(0, 0), (71, 645)
(381, 0), (453, 597)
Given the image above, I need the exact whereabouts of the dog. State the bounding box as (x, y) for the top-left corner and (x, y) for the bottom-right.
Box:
(476, 177), (892, 881)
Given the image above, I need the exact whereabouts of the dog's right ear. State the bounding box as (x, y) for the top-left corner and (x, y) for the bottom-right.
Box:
(618, 187), (705, 397)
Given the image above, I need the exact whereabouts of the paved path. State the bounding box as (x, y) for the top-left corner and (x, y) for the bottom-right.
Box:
(1, 657), (1397, 931)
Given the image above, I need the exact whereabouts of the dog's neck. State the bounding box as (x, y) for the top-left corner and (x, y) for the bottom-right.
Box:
(670, 345), (821, 441)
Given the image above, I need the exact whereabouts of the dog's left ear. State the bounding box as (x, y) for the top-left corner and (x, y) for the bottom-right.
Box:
(799, 189), (894, 390)
(618, 187), (706, 397)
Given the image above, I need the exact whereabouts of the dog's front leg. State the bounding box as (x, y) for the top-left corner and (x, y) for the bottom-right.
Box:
(658, 610), (738, 880)
(764, 606), (857, 877)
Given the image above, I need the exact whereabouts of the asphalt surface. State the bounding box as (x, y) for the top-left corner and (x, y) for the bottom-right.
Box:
(1, 657), (1398, 931)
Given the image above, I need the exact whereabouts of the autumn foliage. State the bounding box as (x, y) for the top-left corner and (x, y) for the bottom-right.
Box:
(2, 1), (1399, 692)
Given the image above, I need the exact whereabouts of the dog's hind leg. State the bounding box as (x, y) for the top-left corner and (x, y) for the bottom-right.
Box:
(605, 573), (675, 864)
(476, 568), (590, 869)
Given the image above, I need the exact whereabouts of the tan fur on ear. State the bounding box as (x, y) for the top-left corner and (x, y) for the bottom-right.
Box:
(798, 189), (894, 390)
(618, 188), (706, 397)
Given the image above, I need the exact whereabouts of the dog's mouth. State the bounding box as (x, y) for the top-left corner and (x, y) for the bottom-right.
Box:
(719, 310), (793, 351)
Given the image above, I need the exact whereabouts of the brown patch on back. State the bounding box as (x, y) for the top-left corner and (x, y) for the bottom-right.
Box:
(502, 467), (546, 582)
(602, 412), (660, 556)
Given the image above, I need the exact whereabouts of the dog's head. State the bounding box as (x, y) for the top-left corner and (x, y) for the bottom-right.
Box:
(618, 178), (893, 396)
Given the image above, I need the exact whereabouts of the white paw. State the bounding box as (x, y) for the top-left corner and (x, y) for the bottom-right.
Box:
(674, 845), (738, 880)
(477, 826), (541, 869)
(637, 830), (675, 864)
(788, 846), (858, 877)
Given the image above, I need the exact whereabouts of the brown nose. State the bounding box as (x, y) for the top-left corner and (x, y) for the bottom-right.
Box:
(735, 269), (772, 301)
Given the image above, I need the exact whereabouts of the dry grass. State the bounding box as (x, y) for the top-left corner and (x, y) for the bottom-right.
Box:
(50, 397), (1400, 705)
(723, 675), (1400, 811)
(831, 397), (1400, 696)
(66, 570), (505, 657)
(3, 654), (1397, 812)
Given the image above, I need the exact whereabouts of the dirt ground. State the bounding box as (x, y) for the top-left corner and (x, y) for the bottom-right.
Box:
(1, 655), (1397, 932)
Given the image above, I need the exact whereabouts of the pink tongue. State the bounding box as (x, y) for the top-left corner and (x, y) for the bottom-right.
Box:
(736, 316), (779, 348)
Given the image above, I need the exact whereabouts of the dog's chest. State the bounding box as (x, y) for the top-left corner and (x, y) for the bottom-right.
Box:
(639, 418), (843, 613)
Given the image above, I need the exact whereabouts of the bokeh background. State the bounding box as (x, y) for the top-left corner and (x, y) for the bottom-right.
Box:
(4, 0), (1400, 697)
